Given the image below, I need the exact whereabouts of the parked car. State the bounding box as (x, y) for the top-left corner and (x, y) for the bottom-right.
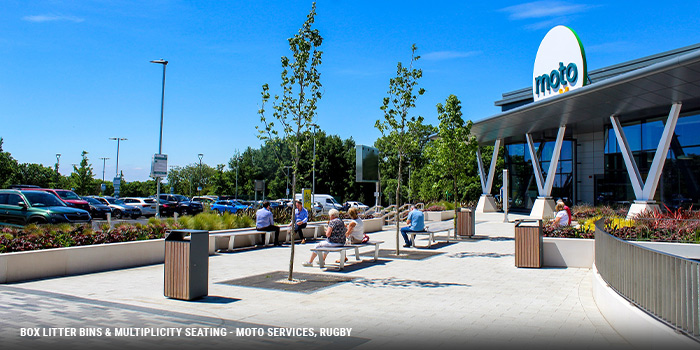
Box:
(121, 197), (159, 217)
(0, 189), (91, 225)
(156, 194), (204, 216)
(88, 196), (141, 219)
(294, 193), (342, 214)
(211, 200), (252, 214)
(191, 196), (218, 205)
(82, 196), (112, 219)
(29, 188), (91, 212)
(345, 201), (369, 212)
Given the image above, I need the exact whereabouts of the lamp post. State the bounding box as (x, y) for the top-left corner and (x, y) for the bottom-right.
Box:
(99, 157), (110, 194)
(310, 123), (318, 204)
(55, 153), (61, 174)
(283, 165), (293, 200)
(234, 154), (242, 201)
(198, 153), (203, 196)
(109, 138), (127, 177)
(151, 59), (168, 218)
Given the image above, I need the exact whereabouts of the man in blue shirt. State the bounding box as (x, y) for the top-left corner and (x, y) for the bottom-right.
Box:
(400, 205), (424, 247)
(256, 201), (281, 246)
(290, 200), (309, 244)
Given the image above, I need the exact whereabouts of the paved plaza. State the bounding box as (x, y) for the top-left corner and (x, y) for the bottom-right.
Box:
(1, 212), (638, 349)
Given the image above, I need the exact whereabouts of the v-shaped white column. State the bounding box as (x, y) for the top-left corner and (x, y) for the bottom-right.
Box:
(476, 139), (501, 195)
(475, 139), (501, 213)
(610, 102), (682, 217)
(526, 125), (566, 219)
(526, 125), (567, 197)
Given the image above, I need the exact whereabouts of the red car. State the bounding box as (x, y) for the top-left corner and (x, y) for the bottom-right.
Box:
(27, 188), (91, 212)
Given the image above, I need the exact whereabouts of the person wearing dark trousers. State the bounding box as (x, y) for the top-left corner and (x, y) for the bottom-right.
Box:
(256, 201), (281, 246)
(290, 200), (308, 244)
(400, 205), (425, 247)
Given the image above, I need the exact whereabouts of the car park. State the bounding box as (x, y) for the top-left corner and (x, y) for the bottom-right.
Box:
(29, 188), (91, 212)
(191, 196), (217, 205)
(211, 200), (252, 214)
(157, 194), (204, 216)
(88, 196), (141, 219)
(121, 197), (158, 217)
(82, 196), (112, 219)
(345, 201), (370, 212)
(0, 189), (91, 225)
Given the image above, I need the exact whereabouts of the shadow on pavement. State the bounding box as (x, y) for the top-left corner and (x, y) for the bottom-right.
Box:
(350, 277), (470, 288)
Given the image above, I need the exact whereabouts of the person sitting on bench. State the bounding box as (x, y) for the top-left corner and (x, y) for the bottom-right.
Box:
(289, 200), (308, 244)
(400, 205), (424, 247)
(256, 201), (281, 246)
(303, 209), (346, 267)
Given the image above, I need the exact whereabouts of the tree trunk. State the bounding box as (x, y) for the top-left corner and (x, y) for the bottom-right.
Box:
(395, 154), (402, 256)
(288, 152), (299, 281)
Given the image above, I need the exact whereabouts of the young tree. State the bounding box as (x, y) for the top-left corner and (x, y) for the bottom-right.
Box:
(71, 151), (97, 195)
(432, 95), (476, 224)
(375, 44), (425, 255)
(0, 138), (19, 188)
(257, 2), (323, 281)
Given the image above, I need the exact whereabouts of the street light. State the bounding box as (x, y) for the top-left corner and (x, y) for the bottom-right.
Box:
(234, 154), (242, 201)
(109, 137), (127, 177)
(151, 59), (168, 218)
(99, 157), (110, 194)
(198, 153), (203, 196)
(310, 123), (319, 205)
(283, 165), (293, 200)
(55, 153), (61, 174)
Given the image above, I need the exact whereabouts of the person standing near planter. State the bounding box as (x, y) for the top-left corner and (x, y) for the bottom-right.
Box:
(256, 201), (281, 246)
(400, 205), (424, 247)
(290, 200), (308, 244)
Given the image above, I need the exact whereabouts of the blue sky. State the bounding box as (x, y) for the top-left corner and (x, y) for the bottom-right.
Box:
(1, 0), (699, 181)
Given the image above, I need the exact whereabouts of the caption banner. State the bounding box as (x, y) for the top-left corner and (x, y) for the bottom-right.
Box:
(20, 327), (352, 338)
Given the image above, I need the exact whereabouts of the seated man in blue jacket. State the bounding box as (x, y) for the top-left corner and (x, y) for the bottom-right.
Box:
(400, 205), (424, 247)
(290, 200), (308, 244)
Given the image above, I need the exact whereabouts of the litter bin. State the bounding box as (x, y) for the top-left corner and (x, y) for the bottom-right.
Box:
(456, 207), (475, 237)
(514, 219), (542, 268)
(164, 229), (209, 300)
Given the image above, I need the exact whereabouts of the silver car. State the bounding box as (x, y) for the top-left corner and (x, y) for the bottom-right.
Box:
(89, 196), (141, 219)
(121, 197), (158, 217)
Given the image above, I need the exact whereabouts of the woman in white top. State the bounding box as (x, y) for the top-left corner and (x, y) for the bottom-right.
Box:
(552, 202), (570, 227)
(346, 207), (365, 243)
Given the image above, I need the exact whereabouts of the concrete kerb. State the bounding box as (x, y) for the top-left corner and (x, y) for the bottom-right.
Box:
(0, 211), (671, 348)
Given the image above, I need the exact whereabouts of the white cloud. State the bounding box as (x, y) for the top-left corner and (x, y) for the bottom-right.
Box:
(500, 1), (591, 20)
(22, 14), (84, 23)
(421, 50), (481, 61)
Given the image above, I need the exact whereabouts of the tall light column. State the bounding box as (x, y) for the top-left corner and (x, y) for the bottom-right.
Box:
(109, 137), (127, 176)
(198, 153), (203, 196)
(151, 59), (168, 218)
(310, 123), (318, 205)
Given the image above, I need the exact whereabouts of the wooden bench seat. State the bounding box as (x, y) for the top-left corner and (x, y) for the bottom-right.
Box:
(310, 240), (384, 270)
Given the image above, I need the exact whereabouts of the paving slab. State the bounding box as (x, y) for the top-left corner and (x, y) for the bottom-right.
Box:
(1, 212), (638, 349)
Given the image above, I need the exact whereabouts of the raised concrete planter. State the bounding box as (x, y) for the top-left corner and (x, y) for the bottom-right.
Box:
(424, 210), (455, 222)
(0, 239), (165, 284)
(363, 218), (384, 233)
(542, 237), (594, 268)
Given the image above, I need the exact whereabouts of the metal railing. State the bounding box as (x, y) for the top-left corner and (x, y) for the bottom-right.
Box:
(595, 220), (700, 339)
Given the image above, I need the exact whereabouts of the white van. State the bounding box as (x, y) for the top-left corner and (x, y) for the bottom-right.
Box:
(294, 193), (342, 214)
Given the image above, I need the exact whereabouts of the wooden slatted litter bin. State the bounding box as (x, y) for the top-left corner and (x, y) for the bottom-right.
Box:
(456, 207), (475, 237)
(164, 229), (209, 300)
(514, 219), (542, 268)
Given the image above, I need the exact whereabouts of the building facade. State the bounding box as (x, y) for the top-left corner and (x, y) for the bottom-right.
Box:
(471, 26), (700, 218)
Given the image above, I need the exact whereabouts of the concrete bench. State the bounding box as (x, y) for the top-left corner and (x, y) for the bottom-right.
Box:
(408, 222), (455, 248)
(282, 223), (326, 243)
(310, 240), (384, 270)
(210, 229), (272, 252)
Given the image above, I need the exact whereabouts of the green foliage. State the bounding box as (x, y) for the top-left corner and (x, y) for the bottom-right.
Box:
(70, 151), (98, 195)
(0, 138), (19, 188)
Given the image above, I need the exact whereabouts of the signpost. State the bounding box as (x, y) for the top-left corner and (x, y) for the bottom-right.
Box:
(302, 188), (312, 211)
